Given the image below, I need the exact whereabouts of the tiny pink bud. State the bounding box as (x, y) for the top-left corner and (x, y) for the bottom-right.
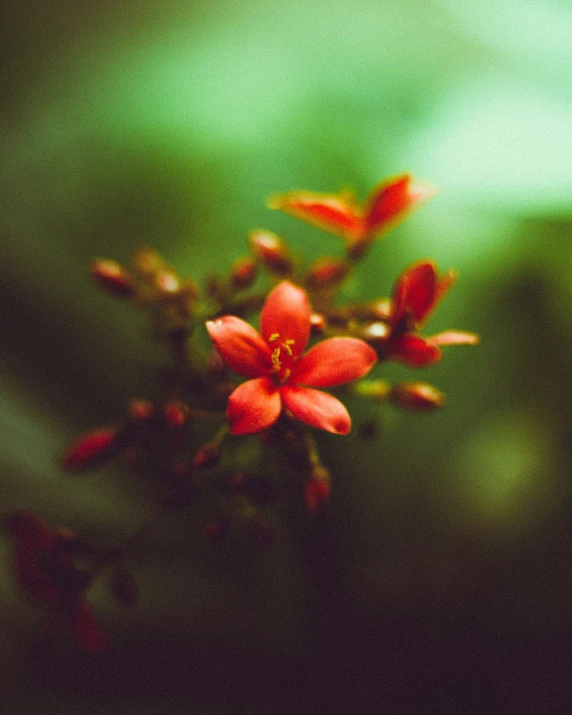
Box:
(249, 230), (293, 276)
(231, 257), (258, 289)
(62, 427), (120, 470)
(389, 382), (445, 411)
(90, 259), (136, 299)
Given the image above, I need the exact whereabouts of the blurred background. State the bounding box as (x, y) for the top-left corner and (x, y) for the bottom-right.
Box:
(1, 0), (572, 712)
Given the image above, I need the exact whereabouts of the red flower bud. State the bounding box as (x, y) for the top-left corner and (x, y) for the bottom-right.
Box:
(389, 382), (445, 411)
(90, 259), (136, 299)
(192, 442), (221, 469)
(129, 399), (155, 422)
(306, 257), (349, 289)
(231, 257), (258, 289)
(62, 427), (120, 470)
(163, 401), (189, 428)
(249, 230), (293, 276)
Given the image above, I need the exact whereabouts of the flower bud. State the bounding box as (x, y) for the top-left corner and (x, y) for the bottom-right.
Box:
(352, 379), (391, 402)
(129, 399), (155, 422)
(62, 426), (121, 470)
(389, 382), (445, 411)
(131, 247), (164, 277)
(153, 270), (180, 294)
(306, 257), (349, 289)
(310, 313), (326, 334)
(249, 230), (293, 276)
(192, 442), (221, 469)
(90, 259), (136, 299)
(163, 401), (189, 428)
(230, 257), (258, 289)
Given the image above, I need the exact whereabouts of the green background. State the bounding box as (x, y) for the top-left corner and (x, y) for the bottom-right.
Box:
(1, 0), (572, 711)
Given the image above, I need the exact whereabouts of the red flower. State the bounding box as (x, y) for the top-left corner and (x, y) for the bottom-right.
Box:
(268, 174), (437, 252)
(206, 282), (377, 435)
(6, 511), (109, 651)
(379, 261), (479, 366)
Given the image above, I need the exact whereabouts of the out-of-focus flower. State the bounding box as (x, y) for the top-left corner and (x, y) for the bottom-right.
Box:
(206, 282), (377, 435)
(268, 174), (437, 255)
(6, 511), (109, 651)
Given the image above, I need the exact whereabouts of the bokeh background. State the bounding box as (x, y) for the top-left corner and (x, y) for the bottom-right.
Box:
(2, 0), (572, 712)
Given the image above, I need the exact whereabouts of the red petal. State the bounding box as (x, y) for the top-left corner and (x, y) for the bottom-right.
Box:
(62, 427), (120, 470)
(206, 316), (272, 377)
(392, 261), (437, 325)
(268, 191), (363, 241)
(429, 330), (480, 346)
(388, 334), (442, 367)
(364, 174), (437, 238)
(260, 282), (311, 354)
(227, 378), (282, 435)
(69, 597), (110, 652)
(281, 386), (351, 434)
(293, 338), (377, 387)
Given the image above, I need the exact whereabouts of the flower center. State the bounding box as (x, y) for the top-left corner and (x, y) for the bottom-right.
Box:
(268, 333), (296, 384)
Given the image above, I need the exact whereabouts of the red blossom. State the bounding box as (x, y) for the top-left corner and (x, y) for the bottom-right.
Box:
(376, 261), (479, 366)
(206, 282), (377, 435)
(268, 174), (437, 252)
(6, 511), (109, 651)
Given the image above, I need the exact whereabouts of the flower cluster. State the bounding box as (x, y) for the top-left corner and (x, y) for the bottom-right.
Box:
(6, 173), (477, 650)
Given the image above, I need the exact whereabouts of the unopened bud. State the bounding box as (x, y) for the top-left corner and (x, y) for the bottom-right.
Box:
(389, 382), (445, 412)
(129, 399), (155, 422)
(90, 259), (136, 299)
(360, 321), (391, 343)
(353, 379), (391, 402)
(163, 401), (189, 428)
(249, 230), (293, 276)
(310, 313), (326, 334)
(153, 270), (180, 294)
(231, 257), (258, 289)
(193, 442), (221, 469)
(62, 426), (121, 470)
(306, 257), (349, 289)
(389, 382), (445, 411)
